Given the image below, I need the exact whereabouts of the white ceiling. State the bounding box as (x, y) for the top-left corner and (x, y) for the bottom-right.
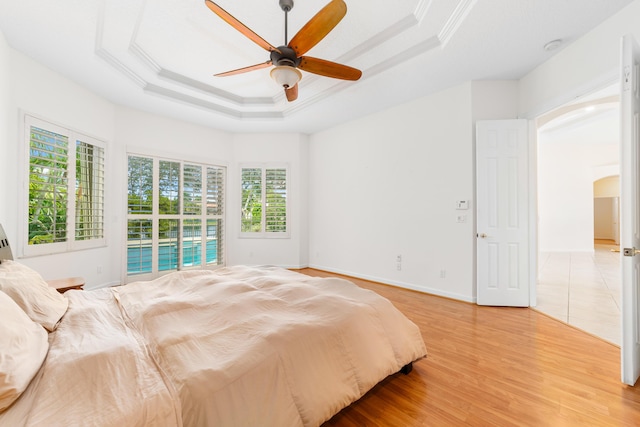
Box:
(0, 0), (633, 134)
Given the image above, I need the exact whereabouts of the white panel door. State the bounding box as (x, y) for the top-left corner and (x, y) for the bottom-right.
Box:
(620, 34), (640, 386)
(476, 120), (529, 306)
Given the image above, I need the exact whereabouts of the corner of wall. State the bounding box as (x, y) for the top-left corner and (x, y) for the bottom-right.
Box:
(471, 80), (519, 121)
(0, 30), (16, 242)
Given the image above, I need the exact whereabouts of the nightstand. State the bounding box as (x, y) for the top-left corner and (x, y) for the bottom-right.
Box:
(46, 276), (85, 293)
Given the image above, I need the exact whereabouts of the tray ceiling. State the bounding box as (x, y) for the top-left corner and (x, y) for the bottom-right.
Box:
(0, 0), (633, 133)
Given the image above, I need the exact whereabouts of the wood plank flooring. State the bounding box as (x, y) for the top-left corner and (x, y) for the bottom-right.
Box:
(292, 269), (640, 426)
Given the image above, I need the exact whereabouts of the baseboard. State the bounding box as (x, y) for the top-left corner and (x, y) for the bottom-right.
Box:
(307, 264), (476, 304)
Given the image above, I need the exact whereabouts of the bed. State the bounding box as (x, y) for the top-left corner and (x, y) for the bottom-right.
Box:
(0, 257), (427, 426)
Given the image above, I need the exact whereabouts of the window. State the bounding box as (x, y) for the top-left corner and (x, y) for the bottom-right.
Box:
(23, 115), (105, 256)
(127, 154), (225, 279)
(240, 166), (288, 237)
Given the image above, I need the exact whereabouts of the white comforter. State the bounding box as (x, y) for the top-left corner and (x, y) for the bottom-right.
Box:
(1, 266), (427, 427)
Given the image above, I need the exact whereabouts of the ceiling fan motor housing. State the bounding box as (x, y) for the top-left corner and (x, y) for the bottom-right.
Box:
(270, 46), (300, 67)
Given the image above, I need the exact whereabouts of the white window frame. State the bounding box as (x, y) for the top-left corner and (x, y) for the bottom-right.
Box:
(20, 114), (107, 257)
(239, 163), (290, 239)
(125, 152), (226, 282)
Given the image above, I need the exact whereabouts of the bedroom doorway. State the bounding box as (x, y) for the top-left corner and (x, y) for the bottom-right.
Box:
(534, 84), (621, 345)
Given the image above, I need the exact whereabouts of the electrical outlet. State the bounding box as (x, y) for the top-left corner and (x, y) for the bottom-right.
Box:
(396, 255), (402, 271)
(440, 269), (446, 278)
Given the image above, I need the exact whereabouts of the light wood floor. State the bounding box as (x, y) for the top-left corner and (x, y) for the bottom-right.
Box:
(293, 269), (640, 426)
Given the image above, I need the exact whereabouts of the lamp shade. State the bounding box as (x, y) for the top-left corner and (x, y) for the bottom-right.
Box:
(270, 66), (302, 88)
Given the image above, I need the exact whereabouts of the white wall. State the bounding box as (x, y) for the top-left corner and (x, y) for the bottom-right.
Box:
(308, 83), (477, 301)
(594, 198), (616, 240)
(0, 31), (10, 225)
(114, 107), (234, 283)
(537, 113), (619, 252)
(3, 48), (118, 287)
(471, 80), (519, 120)
(306, 80), (518, 302)
(228, 133), (309, 268)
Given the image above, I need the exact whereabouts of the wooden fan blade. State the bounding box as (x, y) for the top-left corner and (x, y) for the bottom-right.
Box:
(298, 56), (362, 80)
(288, 0), (347, 57)
(204, 0), (279, 53)
(285, 84), (299, 102)
(214, 61), (272, 77)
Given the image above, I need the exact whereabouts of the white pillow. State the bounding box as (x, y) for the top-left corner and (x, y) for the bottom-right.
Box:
(0, 260), (68, 331)
(0, 291), (49, 412)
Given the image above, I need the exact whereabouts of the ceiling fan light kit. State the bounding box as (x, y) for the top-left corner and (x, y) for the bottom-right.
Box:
(271, 66), (302, 89)
(204, 0), (362, 102)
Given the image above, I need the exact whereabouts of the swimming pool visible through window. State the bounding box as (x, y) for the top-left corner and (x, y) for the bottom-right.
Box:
(126, 154), (225, 280)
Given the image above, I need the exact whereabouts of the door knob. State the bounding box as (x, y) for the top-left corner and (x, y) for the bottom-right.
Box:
(623, 247), (640, 257)
(478, 233), (488, 239)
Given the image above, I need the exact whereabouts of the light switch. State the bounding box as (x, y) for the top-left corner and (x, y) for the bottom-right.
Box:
(456, 200), (469, 210)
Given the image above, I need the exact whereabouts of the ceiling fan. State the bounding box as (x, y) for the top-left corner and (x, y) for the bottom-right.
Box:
(204, 0), (362, 102)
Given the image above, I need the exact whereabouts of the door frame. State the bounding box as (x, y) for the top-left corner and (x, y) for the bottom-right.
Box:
(527, 120), (538, 307)
(475, 74), (618, 308)
(520, 71), (620, 307)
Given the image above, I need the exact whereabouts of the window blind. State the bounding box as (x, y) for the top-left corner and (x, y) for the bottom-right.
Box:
(265, 168), (287, 233)
(240, 166), (288, 237)
(25, 117), (107, 256)
(183, 164), (202, 216)
(75, 140), (104, 241)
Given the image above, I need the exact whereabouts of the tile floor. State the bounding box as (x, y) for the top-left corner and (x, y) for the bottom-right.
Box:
(535, 240), (621, 346)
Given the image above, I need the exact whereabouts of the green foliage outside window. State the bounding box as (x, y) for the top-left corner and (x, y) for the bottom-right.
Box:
(241, 167), (287, 234)
(25, 118), (105, 255)
(28, 127), (68, 245)
(126, 155), (224, 276)
(241, 168), (262, 232)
